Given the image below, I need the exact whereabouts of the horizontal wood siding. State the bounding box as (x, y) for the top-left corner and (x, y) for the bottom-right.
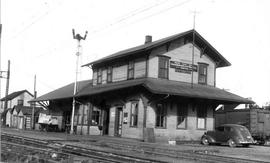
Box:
(92, 70), (97, 86)
(134, 59), (146, 78)
(148, 42), (215, 86)
(148, 56), (158, 78)
(102, 69), (107, 84)
(147, 102), (214, 142)
(112, 65), (128, 82)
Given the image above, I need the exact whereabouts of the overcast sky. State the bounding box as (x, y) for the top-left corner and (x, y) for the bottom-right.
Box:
(1, 0), (270, 106)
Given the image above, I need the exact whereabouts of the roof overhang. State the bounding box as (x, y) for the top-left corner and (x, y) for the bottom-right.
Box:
(83, 30), (231, 68)
(76, 78), (253, 104)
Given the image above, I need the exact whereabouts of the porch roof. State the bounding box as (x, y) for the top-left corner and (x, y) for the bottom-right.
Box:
(77, 78), (253, 104)
(31, 80), (92, 102)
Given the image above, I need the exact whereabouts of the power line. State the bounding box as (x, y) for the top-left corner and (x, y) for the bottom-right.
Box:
(87, 0), (172, 35)
(7, 0), (64, 41)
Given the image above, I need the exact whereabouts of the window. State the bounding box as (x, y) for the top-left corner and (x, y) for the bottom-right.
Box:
(92, 107), (101, 126)
(107, 66), (112, 83)
(83, 106), (89, 125)
(130, 102), (138, 127)
(158, 57), (169, 79)
(77, 106), (83, 125)
(127, 61), (134, 79)
(197, 105), (207, 129)
(156, 103), (167, 128)
(177, 103), (188, 129)
(17, 99), (24, 106)
(97, 69), (102, 84)
(198, 63), (208, 85)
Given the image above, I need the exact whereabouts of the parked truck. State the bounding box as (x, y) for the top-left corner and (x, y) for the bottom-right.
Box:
(215, 109), (270, 144)
(38, 113), (59, 131)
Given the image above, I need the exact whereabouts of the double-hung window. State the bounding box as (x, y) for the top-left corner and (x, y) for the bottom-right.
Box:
(130, 102), (138, 127)
(156, 103), (167, 128)
(107, 66), (112, 83)
(127, 61), (134, 79)
(158, 57), (169, 79)
(177, 103), (188, 129)
(198, 63), (208, 85)
(197, 105), (207, 129)
(97, 69), (102, 84)
(92, 107), (101, 126)
(17, 99), (24, 106)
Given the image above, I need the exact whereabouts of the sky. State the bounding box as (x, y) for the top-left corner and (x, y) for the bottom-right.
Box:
(1, 0), (270, 106)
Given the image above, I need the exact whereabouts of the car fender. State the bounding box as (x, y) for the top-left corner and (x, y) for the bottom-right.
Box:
(202, 134), (216, 143)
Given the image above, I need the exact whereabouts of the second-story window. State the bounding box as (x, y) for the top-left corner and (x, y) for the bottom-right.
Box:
(127, 61), (134, 79)
(97, 69), (102, 84)
(17, 99), (24, 106)
(158, 57), (169, 79)
(198, 63), (208, 85)
(107, 66), (112, 83)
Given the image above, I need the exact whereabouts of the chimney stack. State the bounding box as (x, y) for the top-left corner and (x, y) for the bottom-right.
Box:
(145, 35), (152, 44)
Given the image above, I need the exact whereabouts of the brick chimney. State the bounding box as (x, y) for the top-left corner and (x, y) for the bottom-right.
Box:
(145, 35), (152, 44)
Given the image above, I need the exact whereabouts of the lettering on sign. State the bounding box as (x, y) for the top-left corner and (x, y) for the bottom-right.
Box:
(170, 61), (197, 74)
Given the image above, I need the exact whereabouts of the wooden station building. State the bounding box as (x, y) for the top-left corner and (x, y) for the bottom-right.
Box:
(33, 30), (252, 143)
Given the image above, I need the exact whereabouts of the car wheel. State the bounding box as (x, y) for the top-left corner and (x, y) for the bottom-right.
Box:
(228, 139), (236, 148)
(201, 137), (209, 145)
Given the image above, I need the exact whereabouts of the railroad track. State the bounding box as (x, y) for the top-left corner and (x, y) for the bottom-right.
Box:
(1, 132), (269, 163)
(1, 133), (165, 163)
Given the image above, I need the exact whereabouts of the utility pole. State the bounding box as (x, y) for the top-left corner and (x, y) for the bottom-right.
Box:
(31, 75), (37, 129)
(70, 29), (88, 134)
(4, 60), (10, 110)
(191, 10), (199, 88)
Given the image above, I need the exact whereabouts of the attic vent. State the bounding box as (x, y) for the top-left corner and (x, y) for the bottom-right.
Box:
(145, 35), (152, 44)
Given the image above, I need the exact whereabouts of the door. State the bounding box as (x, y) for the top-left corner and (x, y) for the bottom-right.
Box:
(114, 107), (123, 137)
(215, 126), (226, 142)
(18, 117), (24, 129)
(103, 108), (110, 135)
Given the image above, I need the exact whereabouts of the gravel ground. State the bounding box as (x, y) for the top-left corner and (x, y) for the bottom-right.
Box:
(2, 128), (270, 162)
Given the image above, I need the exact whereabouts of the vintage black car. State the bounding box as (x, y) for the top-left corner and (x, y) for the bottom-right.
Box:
(201, 124), (254, 147)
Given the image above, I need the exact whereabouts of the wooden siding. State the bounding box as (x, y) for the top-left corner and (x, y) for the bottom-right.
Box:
(102, 69), (107, 84)
(121, 99), (144, 139)
(148, 42), (216, 86)
(146, 102), (214, 142)
(134, 58), (146, 78)
(148, 55), (158, 78)
(92, 70), (97, 86)
(112, 65), (128, 82)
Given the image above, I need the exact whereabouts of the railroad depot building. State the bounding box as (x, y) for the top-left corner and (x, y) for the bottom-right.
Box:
(33, 30), (252, 142)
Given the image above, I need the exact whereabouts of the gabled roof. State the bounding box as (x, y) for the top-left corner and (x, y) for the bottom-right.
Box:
(83, 29), (231, 68)
(31, 80), (92, 102)
(13, 105), (44, 115)
(76, 78), (253, 104)
(0, 90), (33, 101)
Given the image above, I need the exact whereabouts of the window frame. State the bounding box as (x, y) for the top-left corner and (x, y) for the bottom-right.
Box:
(107, 66), (113, 83)
(176, 103), (188, 129)
(158, 56), (169, 79)
(155, 103), (167, 128)
(197, 104), (207, 130)
(130, 101), (139, 127)
(91, 107), (101, 126)
(198, 63), (208, 85)
(97, 68), (102, 84)
(127, 61), (135, 80)
(17, 99), (24, 106)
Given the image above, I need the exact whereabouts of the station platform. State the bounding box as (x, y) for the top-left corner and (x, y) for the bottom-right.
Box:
(1, 127), (270, 163)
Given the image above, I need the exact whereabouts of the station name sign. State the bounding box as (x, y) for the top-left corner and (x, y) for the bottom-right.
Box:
(170, 61), (197, 74)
